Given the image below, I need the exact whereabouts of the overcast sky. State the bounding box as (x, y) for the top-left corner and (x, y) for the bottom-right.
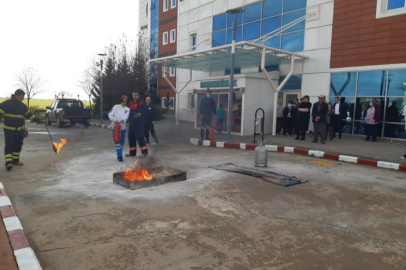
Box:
(0, 0), (139, 100)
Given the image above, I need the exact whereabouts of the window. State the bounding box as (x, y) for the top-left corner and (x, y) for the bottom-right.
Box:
(243, 22), (261, 41)
(188, 93), (195, 111)
(212, 30), (226, 47)
(163, 0), (168, 12)
(163, 32), (168, 45)
(169, 67), (176, 77)
(213, 13), (227, 31)
(263, 0), (282, 18)
(170, 29), (176, 43)
(284, 0), (307, 12)
(244, 2), (261, 23)
(357, 70), (387, 96)
(279, 75), (302, 90)
(331, 72), (357, 97)
(388, 0), (405, 10)
(282, 10), (306, 33)
(190, 34), (197, 51)
(162, 67), (166, 77)
(212, 0), (307, 51)
(330, 70), (406, 139)
(377, 0), (406, 18)
(282, 31), (304, 52)
(226, 26), (242, 44)
(171, 0), (176, 8)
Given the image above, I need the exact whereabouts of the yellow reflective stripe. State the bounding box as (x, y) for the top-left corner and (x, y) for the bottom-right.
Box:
(5, 158), (13, 162)
(25, 110), (30, 115)
(4, 113), (24, 119)
(0, 109), (5, 114)
(5, 154), (13, 158)
(12, 152), (20, 156)
(3, 125), (24, 131)
(29, 115), (35, 120)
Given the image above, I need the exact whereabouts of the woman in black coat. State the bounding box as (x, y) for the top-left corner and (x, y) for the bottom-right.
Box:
(283, 101), (296, 136)
(295, 95), (312, 140)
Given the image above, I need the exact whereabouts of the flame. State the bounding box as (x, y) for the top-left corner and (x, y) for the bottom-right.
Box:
(53, 138), (68, 154)
(123, 160), (153, 181)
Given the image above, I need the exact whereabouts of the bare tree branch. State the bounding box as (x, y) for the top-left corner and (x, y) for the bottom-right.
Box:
(15, 67), (45, 108)
(78, 68), (95, 109)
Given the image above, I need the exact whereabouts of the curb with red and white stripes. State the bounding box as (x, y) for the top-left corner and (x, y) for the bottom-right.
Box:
(0, 182), (42, 270)
(89, 123), (111, 129)
(190, 138), (406, 173)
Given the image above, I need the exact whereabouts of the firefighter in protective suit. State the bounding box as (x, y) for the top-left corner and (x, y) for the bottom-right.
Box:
(125, 91), (148, 158)
(0, 89), (44, 171)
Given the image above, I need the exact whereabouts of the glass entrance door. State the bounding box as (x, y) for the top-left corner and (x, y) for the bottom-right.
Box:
(283, 91), (300, 105)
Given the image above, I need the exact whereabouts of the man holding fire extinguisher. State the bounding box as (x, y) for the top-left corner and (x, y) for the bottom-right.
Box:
(125, 91), (149, 158)
(108, 95), (130, 162)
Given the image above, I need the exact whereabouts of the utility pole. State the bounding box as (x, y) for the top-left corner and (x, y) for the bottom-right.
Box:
(97, 53), (106, 124)
(226, 8), (244, 141)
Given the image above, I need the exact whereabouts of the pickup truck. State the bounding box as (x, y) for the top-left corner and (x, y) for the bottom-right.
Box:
(45, 99), (91, 128)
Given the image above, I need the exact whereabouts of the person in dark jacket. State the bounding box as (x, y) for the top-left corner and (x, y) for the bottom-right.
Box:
(295, 96), (312, 140)
(385, 100), (399, 138)
(364, 99), (381, 142)
(125, 91), (148, 158)
(199, 89), (216, 140)
(312, 95), (328, 144)
(0, 89), (44, 170)
(283, 101), (296, 136)
(332, 97), (348, 139)
(144, 96), (159, 145)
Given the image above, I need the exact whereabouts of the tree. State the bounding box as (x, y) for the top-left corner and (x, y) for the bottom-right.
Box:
(88, 35), (151, 110)
(15, 68), (45, 108)
(78, 68), (95, 109)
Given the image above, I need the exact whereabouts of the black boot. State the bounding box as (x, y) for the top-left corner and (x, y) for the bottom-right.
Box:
(200, 129), (204, 140)
(300, 135), (306, 140)
(205, 128), (210, 140)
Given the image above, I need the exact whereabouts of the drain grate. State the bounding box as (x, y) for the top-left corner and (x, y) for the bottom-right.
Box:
(209, 163), (307, 187)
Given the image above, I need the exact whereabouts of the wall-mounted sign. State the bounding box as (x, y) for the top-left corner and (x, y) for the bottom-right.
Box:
(200, 79), (237, 88)
(141, 25), (148, 30)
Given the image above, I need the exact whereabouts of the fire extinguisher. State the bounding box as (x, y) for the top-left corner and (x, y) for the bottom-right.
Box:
(113, 124), (121, 143)
(209, 127), (215, 140)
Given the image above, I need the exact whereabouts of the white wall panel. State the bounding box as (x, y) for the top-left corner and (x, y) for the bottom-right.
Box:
(213, 0), (227, 15)
(304, 25), (332, 51)
(188, 8), (199, 23)
(306, 2), (334, 29)
(303, 48), (331, 74)
(302, 73), (331, 98)
(199, 3), (214, 19)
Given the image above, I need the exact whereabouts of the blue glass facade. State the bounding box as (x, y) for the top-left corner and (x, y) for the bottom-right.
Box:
(330, 70), (406, 139)
(212, 0), (306, 52)
(150, 0), (159, 98)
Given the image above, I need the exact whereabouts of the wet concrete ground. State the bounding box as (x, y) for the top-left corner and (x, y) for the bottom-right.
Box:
(0, 122), (406, 270)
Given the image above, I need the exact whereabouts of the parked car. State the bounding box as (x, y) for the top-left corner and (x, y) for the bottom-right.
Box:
(45, 99), (91, 128)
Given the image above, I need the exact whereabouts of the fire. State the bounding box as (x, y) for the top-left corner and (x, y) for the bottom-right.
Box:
(53, 138), (68, 154)
(123, 160), (153, 181)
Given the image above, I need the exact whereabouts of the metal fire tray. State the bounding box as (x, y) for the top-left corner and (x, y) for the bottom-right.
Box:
(209, 163), (308, 187)
(113, 166), (187, 190)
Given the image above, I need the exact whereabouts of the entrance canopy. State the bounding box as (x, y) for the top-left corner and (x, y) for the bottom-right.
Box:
(149, 41), (309, 72)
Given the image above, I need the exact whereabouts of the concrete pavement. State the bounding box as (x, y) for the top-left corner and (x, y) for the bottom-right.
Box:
(91, 116), (406, 165)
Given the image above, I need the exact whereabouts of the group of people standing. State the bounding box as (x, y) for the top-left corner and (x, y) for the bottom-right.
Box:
(108, 91), (159, 162)
(276, 96), (383, 144)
